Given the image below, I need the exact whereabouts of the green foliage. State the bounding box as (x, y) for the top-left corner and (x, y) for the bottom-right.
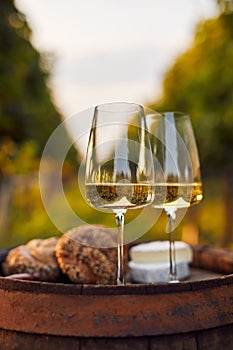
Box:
(0, 138), (38, 176)
(149, 5), (233, 246)
(0, 0), (63, 155)
(217, 0), (233, 13)
(0, 1), (79, 246)
(150, 12), (233, 175)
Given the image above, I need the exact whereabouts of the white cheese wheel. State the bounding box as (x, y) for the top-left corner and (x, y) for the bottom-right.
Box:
(129, 260), (190, 283)
(129, 241), (193, 264)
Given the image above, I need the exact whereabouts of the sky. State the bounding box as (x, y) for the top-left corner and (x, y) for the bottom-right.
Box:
(16, 0), (218, 118)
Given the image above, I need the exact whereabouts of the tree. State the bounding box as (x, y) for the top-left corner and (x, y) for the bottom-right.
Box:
(217, 0), (233, 13)
(150, 4), (233, 246)
(0, 0), (63, 154)
(0, 1), (77, 243)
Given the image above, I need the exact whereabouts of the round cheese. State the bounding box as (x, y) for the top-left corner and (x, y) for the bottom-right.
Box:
(129, 241), (193, 264)
(129, 260), (190, 283)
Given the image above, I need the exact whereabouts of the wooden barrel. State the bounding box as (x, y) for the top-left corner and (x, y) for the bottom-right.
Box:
(0, 245), (232, 350)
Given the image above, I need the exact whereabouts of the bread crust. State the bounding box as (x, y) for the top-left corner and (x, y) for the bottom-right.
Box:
(2, 237), (60, 282)
(56, 225), (118, 284)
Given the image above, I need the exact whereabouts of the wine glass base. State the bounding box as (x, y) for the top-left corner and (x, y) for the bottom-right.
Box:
(169, 279), (180, 283)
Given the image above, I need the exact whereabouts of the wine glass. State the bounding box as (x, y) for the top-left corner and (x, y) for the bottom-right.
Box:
(85, 102), (155, 285)
(147, 111), (203, 282)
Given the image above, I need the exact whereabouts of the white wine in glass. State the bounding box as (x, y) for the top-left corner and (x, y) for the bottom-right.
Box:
(85, 102), (155, 285)
(148, 111), (203, 282)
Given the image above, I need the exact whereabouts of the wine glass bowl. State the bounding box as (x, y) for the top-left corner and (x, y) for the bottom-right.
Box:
(147, 111), (203, 282)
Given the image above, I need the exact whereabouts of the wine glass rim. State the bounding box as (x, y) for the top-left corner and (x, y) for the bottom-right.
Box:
(161, 111), (189, 119)
(95, 101), (143, 113)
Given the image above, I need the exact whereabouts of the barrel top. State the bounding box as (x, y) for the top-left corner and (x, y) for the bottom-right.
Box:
(0, 243), (233, 296)
(0, 245), (233, 338)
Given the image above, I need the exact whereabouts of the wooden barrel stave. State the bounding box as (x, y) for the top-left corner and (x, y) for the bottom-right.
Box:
(0, 245), (232, 349)
(0, 325), (232, 350)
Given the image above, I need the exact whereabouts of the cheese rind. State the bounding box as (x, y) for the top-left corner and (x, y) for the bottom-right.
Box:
(129, 260), (190, 283)
(129, 241), (193, 264)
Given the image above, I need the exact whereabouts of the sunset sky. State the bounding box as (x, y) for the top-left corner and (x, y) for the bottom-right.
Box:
(16, 0), (218, 118)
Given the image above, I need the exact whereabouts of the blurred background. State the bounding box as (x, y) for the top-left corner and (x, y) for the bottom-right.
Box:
(0, 0), (232, 248)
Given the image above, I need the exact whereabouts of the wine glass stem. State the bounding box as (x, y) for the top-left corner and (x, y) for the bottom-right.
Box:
(114, 209), (126, 285)
(167, 213), (178, 282)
